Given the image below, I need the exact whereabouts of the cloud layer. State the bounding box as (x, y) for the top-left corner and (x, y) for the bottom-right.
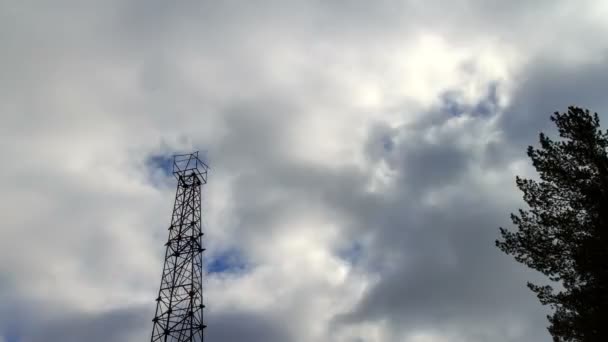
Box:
(2, 1), (608, 341)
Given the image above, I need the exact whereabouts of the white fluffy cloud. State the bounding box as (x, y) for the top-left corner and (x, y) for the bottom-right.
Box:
(2, 1), (608, 341)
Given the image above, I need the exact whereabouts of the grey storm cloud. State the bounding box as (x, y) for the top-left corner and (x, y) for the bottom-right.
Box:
(499, 56), (608, 144)
(2, 1), (608, 342)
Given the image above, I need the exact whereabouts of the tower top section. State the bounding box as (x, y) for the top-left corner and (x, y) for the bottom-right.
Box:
(173, 151), (209, 184)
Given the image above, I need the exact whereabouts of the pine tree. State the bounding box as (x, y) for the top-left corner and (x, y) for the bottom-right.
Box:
(496, 107), (608, 341)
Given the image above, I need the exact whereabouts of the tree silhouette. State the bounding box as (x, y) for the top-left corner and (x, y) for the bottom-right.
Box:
(496, 107), (608, 342)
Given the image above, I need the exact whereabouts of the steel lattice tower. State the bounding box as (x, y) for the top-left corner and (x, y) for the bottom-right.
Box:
(151, 152), (209, 342)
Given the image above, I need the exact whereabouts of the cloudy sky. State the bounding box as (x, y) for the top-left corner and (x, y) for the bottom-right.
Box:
(2, 1), (608, 341)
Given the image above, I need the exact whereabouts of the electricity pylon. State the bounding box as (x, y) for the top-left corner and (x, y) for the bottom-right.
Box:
(151, 152), (209, 342)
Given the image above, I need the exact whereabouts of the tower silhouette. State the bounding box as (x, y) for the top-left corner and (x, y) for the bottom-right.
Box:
(151, 152), (209, 342)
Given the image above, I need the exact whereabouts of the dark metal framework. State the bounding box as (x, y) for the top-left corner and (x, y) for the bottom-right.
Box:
(151, 152), (209, 342)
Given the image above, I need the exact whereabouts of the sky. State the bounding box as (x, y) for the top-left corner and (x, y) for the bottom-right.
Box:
(2, 1), (608, 341)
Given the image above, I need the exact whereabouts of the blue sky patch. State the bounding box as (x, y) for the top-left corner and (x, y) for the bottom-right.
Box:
(146, 151), (210, 178)
(440, 82), (500, 117)
(381, 135), (394, 152)
(206, 248), (248, 275)
(146, 154), (174, 176)
(337, 242), (364, 266)
(471, 82), (499, 117)
(4, 330), (20, 342)
(440, 91), (466, 116)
